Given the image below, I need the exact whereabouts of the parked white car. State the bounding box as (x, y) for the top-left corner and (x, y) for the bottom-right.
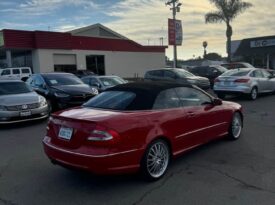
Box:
(0, 67), (32, 81)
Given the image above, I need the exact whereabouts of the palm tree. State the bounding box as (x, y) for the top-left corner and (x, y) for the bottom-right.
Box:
(205, 0), (252, 62)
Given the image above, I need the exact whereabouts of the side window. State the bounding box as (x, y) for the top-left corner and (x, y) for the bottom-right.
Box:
(164, 71), (177, 79)
(82, 78), (90, 84)
(261, 70), (271, 78)
(253, 70), (264, 78)
(90, 78), (100, 86)
(152, 70), (163, 77)
(12, 69), (20, 74)
(1, 70), (11, 76)
(153, 88), (181, 109)
(174, 87), (212, 107)
(34, 76), (44, 87)
(22, 69), (30, 74)
(26, 76), (34, 85)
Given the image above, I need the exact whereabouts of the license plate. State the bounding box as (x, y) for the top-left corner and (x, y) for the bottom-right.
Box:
(20, 111), (31, 117)
(58, 127), (73, 140)
(223, 81), (232, 86)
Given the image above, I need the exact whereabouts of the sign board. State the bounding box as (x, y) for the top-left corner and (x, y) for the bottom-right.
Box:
(0, 32), (4, 47)
(250, 39), (275, 48)
(168, 19), (182, 46)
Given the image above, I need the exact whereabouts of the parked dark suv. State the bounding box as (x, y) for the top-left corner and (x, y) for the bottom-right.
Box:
(187, 65), (227, 87)
(144, 68), (210, 90)
(26, 73), (98, 111)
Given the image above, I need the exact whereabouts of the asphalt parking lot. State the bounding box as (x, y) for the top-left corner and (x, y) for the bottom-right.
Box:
(1, 94), (275, 205)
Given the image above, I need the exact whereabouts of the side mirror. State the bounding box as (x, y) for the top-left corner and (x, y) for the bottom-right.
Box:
(42, 84), (47, 89)
(213, 98), (222, 106)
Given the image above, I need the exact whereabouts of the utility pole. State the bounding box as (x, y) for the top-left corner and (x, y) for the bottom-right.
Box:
(166, 0), (182, 68)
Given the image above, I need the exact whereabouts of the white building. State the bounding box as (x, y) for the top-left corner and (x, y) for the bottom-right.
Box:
(0, 24), (167, 78)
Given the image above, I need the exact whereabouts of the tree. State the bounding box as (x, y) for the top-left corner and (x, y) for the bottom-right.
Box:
(205, 0), (252, 62)
(204, 52), (223, 60)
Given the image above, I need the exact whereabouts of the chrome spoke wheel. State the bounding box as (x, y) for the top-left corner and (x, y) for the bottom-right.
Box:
(232, 114), (242, 139)
(146, 141), (169, 179)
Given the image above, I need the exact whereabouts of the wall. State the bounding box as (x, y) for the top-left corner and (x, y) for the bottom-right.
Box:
(33, 49), (165, 77)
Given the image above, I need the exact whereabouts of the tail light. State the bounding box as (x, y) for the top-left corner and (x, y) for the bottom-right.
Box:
(234, 79), (250, 83)
(214, 78), (220, 83)
(88, 124), (120, 142)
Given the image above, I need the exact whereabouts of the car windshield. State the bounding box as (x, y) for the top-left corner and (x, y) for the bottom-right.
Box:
(83, 91), (136, 110)
(221, 69), (251, 77)
(99, 77), (126, 87)
(44, 74), (83, 86)
(0, 82), (32, 95)
(174, 69), (194, 78)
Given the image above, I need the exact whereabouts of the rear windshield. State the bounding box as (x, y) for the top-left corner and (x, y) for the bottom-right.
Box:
(83, 91), (136, 110)
(215, 66), (227, 72)
(221, 69), (250, 77)
(0, 82), (32, 95)
(44, 74), (83, 86)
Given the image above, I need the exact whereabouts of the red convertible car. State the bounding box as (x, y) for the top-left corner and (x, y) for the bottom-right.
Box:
(43, 82), (243, 180)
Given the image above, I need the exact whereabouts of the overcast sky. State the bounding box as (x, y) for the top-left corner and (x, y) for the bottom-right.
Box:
(0, 0), (274, 59)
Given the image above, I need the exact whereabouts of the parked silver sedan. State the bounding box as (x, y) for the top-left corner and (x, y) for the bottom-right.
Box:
(214, 68), (275, 100)
(0, 80), (49, 124)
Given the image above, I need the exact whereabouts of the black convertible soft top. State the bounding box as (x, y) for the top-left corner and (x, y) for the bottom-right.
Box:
(106, 81), (192, 110)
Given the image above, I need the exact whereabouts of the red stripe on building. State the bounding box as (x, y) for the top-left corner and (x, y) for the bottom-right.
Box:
(2, 29), (166, 53)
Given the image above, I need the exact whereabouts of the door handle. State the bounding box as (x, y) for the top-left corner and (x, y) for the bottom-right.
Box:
(187, 111), (195, 117)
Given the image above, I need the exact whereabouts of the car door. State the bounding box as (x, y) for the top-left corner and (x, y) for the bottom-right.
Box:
(174, 87), (231, 145)
(251, 70), (265, 93)
(152, 88), (195, 153)
(261, 70), (274, 92)
(0, 69), (11, 79)
(12, 69), (21, 80)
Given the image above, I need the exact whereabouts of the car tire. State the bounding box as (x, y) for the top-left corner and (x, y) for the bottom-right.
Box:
(249, 87), (258, 100)
(141, 139), (170, 181)
(228, 112), (242, 140)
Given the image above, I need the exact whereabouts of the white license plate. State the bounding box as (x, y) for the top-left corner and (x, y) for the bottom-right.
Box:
(223, 81), (232, 86)
(20, 111), (31, 117)
(58, 127), (73, 140)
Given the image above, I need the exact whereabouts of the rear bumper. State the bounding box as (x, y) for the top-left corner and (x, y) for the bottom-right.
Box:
(43, 137), (144, 175)
(214, 85), (251, 94)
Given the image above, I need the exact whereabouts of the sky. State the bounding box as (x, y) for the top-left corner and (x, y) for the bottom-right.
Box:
(0, 0), (274, 60)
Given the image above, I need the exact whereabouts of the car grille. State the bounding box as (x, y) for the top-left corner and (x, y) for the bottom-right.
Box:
(6, 103), (40, 111)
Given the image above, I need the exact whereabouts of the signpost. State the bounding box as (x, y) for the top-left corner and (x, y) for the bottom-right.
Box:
(166, 0), (182, 68)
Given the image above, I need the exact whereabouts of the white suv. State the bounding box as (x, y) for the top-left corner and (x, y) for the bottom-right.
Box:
(0, 67), (32, 81)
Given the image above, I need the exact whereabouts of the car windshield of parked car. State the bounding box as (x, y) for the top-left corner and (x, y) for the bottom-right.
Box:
(0, 82), (32, 95)
(99, 77), (126, 87)
(83, 91), (136, 110)
(44, 75), (83, 86)
(221, 69), (250, 77)
(174, 69), (195, 78)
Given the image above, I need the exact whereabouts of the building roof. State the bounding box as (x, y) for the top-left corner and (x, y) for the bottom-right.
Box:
(69, 23), (128, 40)
(234, 35), (275, 56)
